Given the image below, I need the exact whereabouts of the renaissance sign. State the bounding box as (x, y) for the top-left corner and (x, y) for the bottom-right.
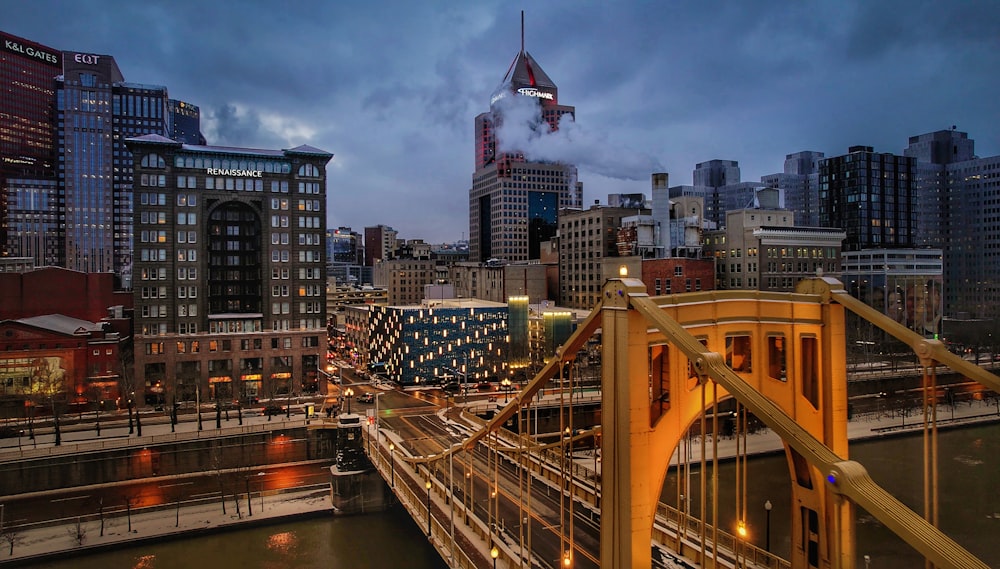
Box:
(206, 168), (263, 178)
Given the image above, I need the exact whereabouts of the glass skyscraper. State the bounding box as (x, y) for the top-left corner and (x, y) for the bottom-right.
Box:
(0, 31), (61, 263)
(2, 29), (203, 287)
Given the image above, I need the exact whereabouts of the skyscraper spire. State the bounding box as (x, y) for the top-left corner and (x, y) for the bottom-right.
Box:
(521, 10), (525, 54)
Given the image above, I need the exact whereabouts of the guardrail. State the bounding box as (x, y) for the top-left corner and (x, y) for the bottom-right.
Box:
(0, 419), (311, 463)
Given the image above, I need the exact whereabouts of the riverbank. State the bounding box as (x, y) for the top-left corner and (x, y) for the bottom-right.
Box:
(4, 398), (999, 565)
(667, 397), (1000, 465)
(0, 487), (333, 566)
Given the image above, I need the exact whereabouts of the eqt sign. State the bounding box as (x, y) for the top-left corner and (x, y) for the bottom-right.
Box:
(74, 53), (100, 65)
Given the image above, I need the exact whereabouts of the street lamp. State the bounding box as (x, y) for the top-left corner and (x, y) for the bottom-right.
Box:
(344, 387), (354, 414)
(388, 442), (395, 487)
(245, 475), (253, 516)
(764, 499), (773, 552)
(425, 478), (433, 536)
(501, 377), (512, 403)
(490, 544), (499, 569)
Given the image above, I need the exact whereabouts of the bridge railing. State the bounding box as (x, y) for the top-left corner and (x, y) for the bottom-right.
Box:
(361, 426), (503, 569)
(655, 502), (791, 569)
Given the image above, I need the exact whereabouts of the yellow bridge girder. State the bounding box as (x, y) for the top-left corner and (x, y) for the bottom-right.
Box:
(600, 276), (993, 569)
(407, 276), (996, 569)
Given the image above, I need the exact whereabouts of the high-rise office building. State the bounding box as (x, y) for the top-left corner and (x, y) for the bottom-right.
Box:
(469, 35), (582, 263)
(126, 134), (332, 404)
(0, 31), (61, 263)
(327, 227), (362, 265)
(558, 203), (647, 309)
(2, 30), (203, 286)
(905, 129), (1000, 319)
(762, 151), (825, 227)
(56, 49), (126, 275)
(167, 99), (206, 145)
(818, 146), (916, 251)
(364, 224), (397, 266)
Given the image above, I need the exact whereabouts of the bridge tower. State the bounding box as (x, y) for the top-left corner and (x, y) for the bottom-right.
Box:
(597, 274), (996, 569)
(599, 276), (853, 568)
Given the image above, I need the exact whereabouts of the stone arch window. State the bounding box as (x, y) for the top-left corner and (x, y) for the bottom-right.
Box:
(297, 163), (321, 178)
(141, 153), (166, 168)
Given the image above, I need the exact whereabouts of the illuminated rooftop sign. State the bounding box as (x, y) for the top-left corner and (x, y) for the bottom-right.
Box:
(3, 38), (60, 66)
(517, 87), (554, 100)
(206, 168), (263, 178)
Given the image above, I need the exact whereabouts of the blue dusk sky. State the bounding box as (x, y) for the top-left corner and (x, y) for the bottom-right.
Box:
(5, 1), (999, 242)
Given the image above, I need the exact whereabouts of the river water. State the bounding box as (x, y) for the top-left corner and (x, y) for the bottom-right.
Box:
(30, 507), (447, 569)
(663, 422), (1000, 568)
(31, 423), (999, 569)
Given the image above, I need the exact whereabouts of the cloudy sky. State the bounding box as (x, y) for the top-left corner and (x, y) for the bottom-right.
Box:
(7, 1), (999, 242)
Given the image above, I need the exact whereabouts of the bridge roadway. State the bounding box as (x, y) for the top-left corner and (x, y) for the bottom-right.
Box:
(356, 388), (779, 569)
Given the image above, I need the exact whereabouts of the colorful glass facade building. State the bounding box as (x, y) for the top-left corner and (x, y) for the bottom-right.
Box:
(368, 301), (509, 387)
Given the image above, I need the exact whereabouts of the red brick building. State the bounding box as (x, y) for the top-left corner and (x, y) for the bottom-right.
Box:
(0, 267), (132, 324)
(0, 315), (124, 418)
(641, 258), (716, 296)
(0, 267), (133, 418)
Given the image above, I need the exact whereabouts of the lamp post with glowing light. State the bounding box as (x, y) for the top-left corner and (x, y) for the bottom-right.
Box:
(491, 544), (499, 569)
(344, 387), (354, 414)
(425, 478), (433, 536)
(764, 499), (773, 552)
(501, 377), (512, 403)
(736, 519), (748, 567)
(389, 442), (395, 487)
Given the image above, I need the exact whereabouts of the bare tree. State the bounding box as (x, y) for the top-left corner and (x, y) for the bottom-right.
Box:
(67, 517), (86, 546)
(21, 357), (69, 446)
(122, 493), (139, 533)
(210, 445), (228, 515)
(88, 385), (104, 437)
(1, 527), (22, 556)
(173, 492), (182, 528)
(118, 344), (138, 436)
(97, 496), (105, 537)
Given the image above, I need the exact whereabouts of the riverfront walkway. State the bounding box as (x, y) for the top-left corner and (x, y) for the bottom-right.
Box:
(4, 396), (998, 566)
(0, 486), (332, 565)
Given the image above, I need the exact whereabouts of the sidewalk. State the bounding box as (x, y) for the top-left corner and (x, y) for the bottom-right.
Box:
(670, 397), (1000, 465)
(0, 486), (332, 565)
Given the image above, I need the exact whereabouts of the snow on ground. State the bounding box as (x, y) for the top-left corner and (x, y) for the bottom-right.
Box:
(2, 488), (332, 564)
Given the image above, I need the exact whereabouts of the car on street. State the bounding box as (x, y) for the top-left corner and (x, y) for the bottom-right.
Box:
(358, 392), (375, 404)
(442, 382), (462, 394)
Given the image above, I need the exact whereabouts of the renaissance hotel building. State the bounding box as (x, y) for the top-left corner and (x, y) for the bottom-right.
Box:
(126, 134), (332, 405)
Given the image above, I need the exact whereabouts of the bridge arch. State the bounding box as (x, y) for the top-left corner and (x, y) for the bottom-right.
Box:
(601, 279), (851, 569)
(385, 275), (997, 569)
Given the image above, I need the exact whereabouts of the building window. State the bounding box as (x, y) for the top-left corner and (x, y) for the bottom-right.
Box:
(725, 334), (752, 373)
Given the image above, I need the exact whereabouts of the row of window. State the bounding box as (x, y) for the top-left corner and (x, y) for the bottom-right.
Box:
(270, 284), (323, 297)
(145, 335), (316, 356)
(652, 278), (702, 294)
(139, 286), (169, 299)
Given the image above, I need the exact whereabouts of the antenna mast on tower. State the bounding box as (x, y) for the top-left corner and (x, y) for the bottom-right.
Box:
(521, 10), (525, 53)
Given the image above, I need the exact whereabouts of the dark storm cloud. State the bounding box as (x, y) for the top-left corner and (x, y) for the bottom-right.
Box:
(5, 1), (1000, 242)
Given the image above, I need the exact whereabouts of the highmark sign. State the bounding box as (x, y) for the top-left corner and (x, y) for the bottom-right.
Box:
(206, 168), (264, 178)
(516, 87), (554, 100)
(491, 87), (556, 106)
